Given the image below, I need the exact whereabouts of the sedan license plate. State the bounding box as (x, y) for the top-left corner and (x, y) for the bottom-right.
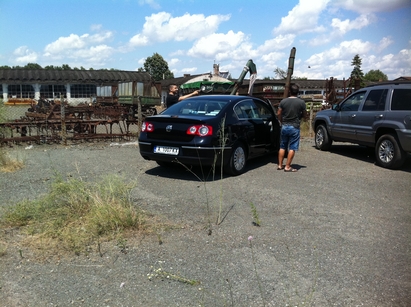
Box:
(154, 146), (179, 155)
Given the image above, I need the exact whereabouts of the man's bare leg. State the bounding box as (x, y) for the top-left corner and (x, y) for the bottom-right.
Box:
(284, 150), (295, 171)
(278, 148), (286, 169)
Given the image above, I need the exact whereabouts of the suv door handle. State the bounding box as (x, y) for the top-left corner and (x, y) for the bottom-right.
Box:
(351, 114), (356, 118)
(376, 114), (384, 119)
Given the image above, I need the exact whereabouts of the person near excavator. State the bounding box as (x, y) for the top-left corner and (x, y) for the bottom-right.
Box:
(166, 84), (200, 108)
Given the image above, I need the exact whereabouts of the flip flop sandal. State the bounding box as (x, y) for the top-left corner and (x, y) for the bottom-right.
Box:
(284, 168), (298, 172)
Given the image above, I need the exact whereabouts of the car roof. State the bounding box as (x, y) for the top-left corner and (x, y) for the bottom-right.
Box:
(187, 94), (266, 103)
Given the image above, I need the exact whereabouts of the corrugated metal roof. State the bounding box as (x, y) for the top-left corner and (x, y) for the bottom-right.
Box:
(0, 69), (154, 84)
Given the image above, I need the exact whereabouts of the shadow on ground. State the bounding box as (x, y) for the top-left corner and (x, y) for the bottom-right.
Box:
(144, 153), (279, 181)
(316, 143), (411, 173)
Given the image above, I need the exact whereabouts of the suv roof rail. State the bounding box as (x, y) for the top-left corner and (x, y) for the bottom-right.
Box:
(365, 80), (411, 88)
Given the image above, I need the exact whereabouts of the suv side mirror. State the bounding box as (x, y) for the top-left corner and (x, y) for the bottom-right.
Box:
(333, 104), (340, 111)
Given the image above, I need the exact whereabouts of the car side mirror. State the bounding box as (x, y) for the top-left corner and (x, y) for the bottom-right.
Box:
(333, 104), (340, 111)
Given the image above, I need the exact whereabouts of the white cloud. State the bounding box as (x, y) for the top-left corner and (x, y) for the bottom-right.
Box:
(90, 24), (103, 31)
(331, 0), (411, 14)
(129, 34), (150, 47)
(376, 37), (394, 53)
(43, 31), (113, 55)
(13, 46), (38, 64)
(273, 0), (330, 34)
(138, 0), (161, 10)
(129, 12), (230, 46)
(44, 34), (87, 55)
(168, 58), (180, 67)
(257, 34), (296, 53)
(187, 31), (247, 59)
(300, 38), (411, 80)
(41, 30), (114, 67)
(180, 67), (198, 74)
(331, 14), (375, 35)
(306, 39), (372, 66)
(363, 48), (411, 79)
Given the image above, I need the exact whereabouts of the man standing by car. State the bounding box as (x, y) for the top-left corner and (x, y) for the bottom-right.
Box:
(277, 84), (307, 172)
(166, 84), (200, 108)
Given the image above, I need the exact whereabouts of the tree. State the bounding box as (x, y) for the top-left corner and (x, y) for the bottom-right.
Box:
(139, 53), (174, 81)
(273, 67), (287, 79)
(0, 65), (11, 69)
(349, 54), (365, 89)
(24, 63), (42, 69)
(364, 69), (388, 82)
(273, 67), (306, 80)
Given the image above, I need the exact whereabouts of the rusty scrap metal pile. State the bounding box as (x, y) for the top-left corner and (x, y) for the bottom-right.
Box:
(0, 99), (156, 145)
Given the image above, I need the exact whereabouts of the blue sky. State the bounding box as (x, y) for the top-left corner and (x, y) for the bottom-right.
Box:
(0, 0), (410, 80)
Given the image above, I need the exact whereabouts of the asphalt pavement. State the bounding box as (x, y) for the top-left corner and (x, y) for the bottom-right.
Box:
(1, 139), (410, 306)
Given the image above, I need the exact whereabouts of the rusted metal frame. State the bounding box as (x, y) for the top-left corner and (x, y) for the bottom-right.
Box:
(283, 47), (296, 98)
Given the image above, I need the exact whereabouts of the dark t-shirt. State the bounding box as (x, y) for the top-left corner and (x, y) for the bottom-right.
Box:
(166, 94), (179, 108)
(279, 97), (306, 128)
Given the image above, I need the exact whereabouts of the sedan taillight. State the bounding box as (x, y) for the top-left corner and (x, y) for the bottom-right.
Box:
(186, 125), (213, 136)
(142, 121), (154, 132)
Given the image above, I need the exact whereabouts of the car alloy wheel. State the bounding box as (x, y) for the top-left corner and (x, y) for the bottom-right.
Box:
(233, 146), (246, 171)
(378, 139), (394, 163)
(315, 124), (332, 151)
(224, 142), (247, 176)
(315, 129), (324, 146)
(375, 133), (406, 169)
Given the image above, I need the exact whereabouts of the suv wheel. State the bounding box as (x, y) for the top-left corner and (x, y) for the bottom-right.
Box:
(315, 125), (332, 151)
(375, 134), (406, 169)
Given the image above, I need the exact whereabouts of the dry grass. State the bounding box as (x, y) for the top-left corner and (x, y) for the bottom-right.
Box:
(300, 119), (314, 138)
(0, 174), (157, 256)
(0, 149), (24, 172)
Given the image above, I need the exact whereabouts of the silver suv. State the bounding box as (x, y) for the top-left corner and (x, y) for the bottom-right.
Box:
(313, 81), (411, 169)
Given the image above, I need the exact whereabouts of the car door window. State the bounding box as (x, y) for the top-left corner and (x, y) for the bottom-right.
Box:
(362, 89), (387, 111)
(253, 99), (273, 119)
(340, 91), (365, 111)
(234, 100), (260, 119)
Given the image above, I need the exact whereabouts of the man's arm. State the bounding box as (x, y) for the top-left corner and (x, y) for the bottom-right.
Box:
(277, 107), (282, 125)
(178, 90), (200, 101)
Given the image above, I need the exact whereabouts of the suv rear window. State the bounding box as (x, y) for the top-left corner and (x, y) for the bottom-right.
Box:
(391, 89), (411, 111)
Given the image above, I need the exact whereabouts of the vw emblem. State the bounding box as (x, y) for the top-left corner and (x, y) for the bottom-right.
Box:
(166, 125), (173, 132)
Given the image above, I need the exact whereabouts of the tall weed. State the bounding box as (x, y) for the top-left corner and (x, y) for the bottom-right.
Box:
(1, 174), (145, 254)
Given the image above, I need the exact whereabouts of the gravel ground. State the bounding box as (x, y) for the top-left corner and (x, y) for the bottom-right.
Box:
(1, 139), (410, 307)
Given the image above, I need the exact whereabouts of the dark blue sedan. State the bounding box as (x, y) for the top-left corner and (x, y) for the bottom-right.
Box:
(138, 95), (280, 175)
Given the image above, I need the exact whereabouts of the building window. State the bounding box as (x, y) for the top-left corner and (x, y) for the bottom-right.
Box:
(7, 84), (35, 98)
(97, 86), (112, 97)
(40, 84), (67, 99)
(71, 84), (96, 98)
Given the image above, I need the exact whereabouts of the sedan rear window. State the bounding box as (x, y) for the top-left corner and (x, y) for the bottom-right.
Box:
(164, 99), (227, 116)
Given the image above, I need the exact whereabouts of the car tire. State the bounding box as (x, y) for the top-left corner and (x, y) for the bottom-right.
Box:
(315, 124), (332, 151)
(375, 134), (406, 169)
(224, 142), (247, 176)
